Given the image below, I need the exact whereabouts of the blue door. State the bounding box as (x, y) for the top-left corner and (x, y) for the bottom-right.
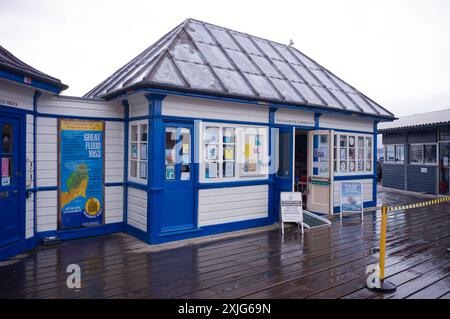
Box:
(274, 126), (294, 220)
(0, 115), (21, 247)
(161, 123), (196, 233)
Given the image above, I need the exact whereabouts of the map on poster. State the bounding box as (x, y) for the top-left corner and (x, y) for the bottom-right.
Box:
(59, 119), (104, 229)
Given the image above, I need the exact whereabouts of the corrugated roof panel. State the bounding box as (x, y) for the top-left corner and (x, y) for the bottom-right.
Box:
(324, 70), (355, 93)
(312, 85), (341, 108)
(185, 21), (215, 44)
(329, 88), (359, 112)
(272, 60), (301, 82)
(290, 49), (320, 70)
(147, 55), (185, 86)
(196, 43), (233, 69)
(175, 61), (222, 91)
(270, 78), (302, 102)
(310, 69), (339, 90)
(347, 93), (377, 114)
(243, 73), (279, 99)
(205, 26), (240, 50)
(249, 55), (282, 78)
(225, 49), (260, 74)
(169, 38), (203, 64)
(272, 44), (301, 65)
(231, 33), (262, 56)
(292, 65), (320, 85)
(253, 39), (282, 60)
(213, 67), (254, 96)
(379, 109), (450, 131)
(291, 82), (323, 105)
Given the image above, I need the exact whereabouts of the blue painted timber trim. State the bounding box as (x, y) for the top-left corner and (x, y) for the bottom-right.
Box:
(126, 181), (148, 191)
(129, 115), (148, 122)
(125, 224), (150, 243)
(268, 107), (277, 223)
(122, 100), (129, 224)
(197, 179), (270, 189)
(145, 94), (166, 242)
(315, 112), (321, 129)
(111, 88), (394, 121)
(35, 222), (124, 242)
(105, 182), (124, 187)
(0, 69), (63, 94)
(334, 174), (376, 181)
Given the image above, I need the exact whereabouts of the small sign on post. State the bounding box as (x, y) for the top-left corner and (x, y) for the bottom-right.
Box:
(280, 192), (304, 235)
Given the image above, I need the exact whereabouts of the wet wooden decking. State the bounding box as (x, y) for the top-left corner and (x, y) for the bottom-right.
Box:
(0, 187), (449, 299)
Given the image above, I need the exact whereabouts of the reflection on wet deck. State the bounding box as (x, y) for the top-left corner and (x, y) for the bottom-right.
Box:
(0, 187), (449, 299)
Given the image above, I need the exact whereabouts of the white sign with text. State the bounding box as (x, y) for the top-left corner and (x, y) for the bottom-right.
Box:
(280, 192), (304, 235)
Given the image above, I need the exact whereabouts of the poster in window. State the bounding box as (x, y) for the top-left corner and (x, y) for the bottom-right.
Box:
(140, 143), (147, 160)
(224, 162), (234, 178)
(182, 143), (189, 154)
(224, 146), (234, 160)
(58, 119), (104, 229)
(349, 136), (355, 147)
(340, 148), (347, 161)
(165, 165), (175, 180)
(365, 161), (372, 171)
(340, 182), (363, 213)
(131, 143), (138, 159)
(340, 161), (347, 172)
(207, 145), (218, 161)
(139, 162), (147, 180)
(206, 162), (218, 178)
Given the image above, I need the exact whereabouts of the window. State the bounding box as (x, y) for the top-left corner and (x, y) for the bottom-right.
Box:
(439, 126), (450, 141)
(334, 134), (373, 174)
(409, 144), (437, 165)
(202, 123), (268, 182)
(384, 144), (404, 163)
(129, 120), (148, 182)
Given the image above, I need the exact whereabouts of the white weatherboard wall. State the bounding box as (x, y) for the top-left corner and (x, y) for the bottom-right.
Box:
(0, 81), (34, 111)
(198, 185), (269, 226)
(163, 95), (269, 124)
(38, 96), (123, 118)
(25, 114), (34, 238)
(127, 188), (147, 232)
(33, 97), (125, 233)
(128, 94), (148, 118)
(320, 114), (374, 133)
(333, 179), (374, 208)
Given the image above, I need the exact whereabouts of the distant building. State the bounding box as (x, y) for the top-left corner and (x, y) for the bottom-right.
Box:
(379, 109), (450, 195)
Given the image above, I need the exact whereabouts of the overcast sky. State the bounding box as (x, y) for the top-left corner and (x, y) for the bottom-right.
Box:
(1, 0), (449, 117)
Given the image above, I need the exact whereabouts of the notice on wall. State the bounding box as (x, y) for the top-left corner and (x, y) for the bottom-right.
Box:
(1, 157), (10, 186)
(340, 182), (363, 213)
(59, 119), (104, 229)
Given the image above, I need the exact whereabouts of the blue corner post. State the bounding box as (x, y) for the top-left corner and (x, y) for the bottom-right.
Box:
(373, 120), (379, 206)
(32, 90), (41, 243)
(122, 100), (129, 225)
(312, 113), (322, 176)
(268, 106), (277, 222)
(145, 94), (166, 243)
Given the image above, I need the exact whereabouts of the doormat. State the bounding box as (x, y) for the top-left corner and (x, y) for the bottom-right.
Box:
(302, 210), (331, 229)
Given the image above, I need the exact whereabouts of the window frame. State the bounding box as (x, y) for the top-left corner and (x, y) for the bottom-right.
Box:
(200, 122), (269, 183)
(384, 144), (404, 164)
(409, 143), (438, 166)
(128, 119), (149, 184)
(333, 133), (374, 176)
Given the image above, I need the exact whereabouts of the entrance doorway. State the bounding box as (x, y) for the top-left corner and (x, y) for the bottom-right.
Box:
(294, 130), (308, 208)
(0, 114), (21, 247)
(439, 142), (449, 195)
(161, 122), (196, 233)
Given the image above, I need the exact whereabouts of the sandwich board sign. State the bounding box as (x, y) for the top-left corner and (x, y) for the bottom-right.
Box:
(340, 181), (364, 219)
(280, 192), (304, 235)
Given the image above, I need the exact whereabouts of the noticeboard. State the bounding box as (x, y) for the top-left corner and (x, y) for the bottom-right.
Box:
(58, 119), (105, 229)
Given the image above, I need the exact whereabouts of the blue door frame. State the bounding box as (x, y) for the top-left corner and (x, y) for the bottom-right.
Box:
(0, 107), (26, 253)
(159, 121), (197, 235)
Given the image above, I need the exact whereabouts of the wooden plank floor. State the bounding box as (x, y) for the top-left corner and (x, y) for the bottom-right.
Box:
(0, 187), (449, 299)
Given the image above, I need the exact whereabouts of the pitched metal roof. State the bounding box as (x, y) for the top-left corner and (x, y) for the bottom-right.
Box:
(0, 45), (68, 91)
(85, 18), (394, 119)
(379, 109), (450, 132)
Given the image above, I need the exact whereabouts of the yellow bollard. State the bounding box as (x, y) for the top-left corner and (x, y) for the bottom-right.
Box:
(368, 204), (396, 292)
(379, 205), (388, 280)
